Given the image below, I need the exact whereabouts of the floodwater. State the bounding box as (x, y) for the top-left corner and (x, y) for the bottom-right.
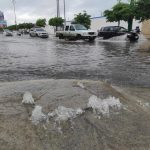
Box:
(0, 34), (150, 87)
(0, 34), (150, 150)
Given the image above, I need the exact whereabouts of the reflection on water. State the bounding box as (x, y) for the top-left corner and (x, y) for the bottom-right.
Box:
(0, 34), (149, 87)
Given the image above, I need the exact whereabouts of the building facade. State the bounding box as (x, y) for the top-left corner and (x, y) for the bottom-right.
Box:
(0, 11), (7, 28)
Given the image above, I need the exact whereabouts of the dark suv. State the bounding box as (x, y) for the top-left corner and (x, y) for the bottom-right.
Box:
(98, 26), (127, 39)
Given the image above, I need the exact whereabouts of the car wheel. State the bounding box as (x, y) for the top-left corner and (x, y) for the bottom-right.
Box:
(89, 37), (96, 42)
(59, 34), (64, 39)
(76, 34), (82, 40)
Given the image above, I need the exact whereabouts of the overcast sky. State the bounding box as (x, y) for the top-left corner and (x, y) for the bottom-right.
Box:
(0, 0), (127, 25)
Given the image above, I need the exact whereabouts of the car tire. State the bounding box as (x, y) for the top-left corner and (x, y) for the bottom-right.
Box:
(76, 34), (82, 40)
(89, 37), (96, 42)
(59, 34), (64, 39)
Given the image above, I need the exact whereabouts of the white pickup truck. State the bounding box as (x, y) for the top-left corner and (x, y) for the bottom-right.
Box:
(56, 24), (97, 41)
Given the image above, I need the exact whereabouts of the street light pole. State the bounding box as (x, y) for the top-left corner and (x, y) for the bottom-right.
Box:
(12, 0), (17, 30)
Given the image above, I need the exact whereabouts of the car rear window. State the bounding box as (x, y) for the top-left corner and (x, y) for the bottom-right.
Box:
(103, 27), (110, 31)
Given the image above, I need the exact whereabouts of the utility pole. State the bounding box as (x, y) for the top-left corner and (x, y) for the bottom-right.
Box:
(63, 0), (66, 27)
(12, 0), (17, 30)
(56, 0), (60, 17)
(56, 0), (60, 31)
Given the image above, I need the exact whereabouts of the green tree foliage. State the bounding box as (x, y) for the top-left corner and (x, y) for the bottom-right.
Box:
(36, 18), (46, 27)
(6, 23), (34, 30)
(0, 28), (3, 31)
(6, 25), (16, 30)
(104, 0), (150, 31)
(74, 11), (91, 29)
(135, 0), (150, 21)
(49, 17), (64, 31)
(17, 23), (34, 29)
(49, 17), (64, 27)
(104, 2), (135, 31)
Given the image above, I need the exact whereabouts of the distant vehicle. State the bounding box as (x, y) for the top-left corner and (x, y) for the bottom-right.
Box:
(29, 28), (49, 38)
(98, 26), (128, 39)
(127, 31), (139, 41)
(19, 29), (29, 34)
(16, 31), (22, 36)
(56, 24), (97, 41)
(134, 26), (140, 34)
(3, 29), (13, 36)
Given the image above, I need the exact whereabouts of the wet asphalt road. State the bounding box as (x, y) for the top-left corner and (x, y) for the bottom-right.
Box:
(0, 34), (150, 87)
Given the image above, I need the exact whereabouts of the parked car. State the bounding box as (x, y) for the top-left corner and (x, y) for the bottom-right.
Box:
(56, 24), (97, 41)
(98, 26), (128, 39)
(3, 29), (13, 36)
(29, 28), (49, 38)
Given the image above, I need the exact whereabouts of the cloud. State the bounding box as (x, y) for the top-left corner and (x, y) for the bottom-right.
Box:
(0, 0), (128, 25)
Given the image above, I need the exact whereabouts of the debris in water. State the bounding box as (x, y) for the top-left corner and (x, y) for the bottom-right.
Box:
(87, 95), (122, 117)
(77, 81), (85, 89)
(22, 92), (35, 104)
(76, 108), (84, 115)
(31, 105), (47, 125)
(145, 103), (149, 107)
(48, 106), (84, 122)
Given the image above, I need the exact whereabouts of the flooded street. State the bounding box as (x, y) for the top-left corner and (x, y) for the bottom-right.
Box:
(1, 0), (150, 148)
(0, 34), (150, 87)
(0, 34), (150, 150)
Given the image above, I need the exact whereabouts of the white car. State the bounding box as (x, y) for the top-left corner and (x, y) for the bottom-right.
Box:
(29, 28), (49, 38)
(56, 24), (97, 41)
(3, 29), (13, 36)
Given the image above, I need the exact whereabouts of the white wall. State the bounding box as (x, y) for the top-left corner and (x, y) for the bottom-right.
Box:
(44, 25), (55, 34)
(90, 17), (141, 31)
